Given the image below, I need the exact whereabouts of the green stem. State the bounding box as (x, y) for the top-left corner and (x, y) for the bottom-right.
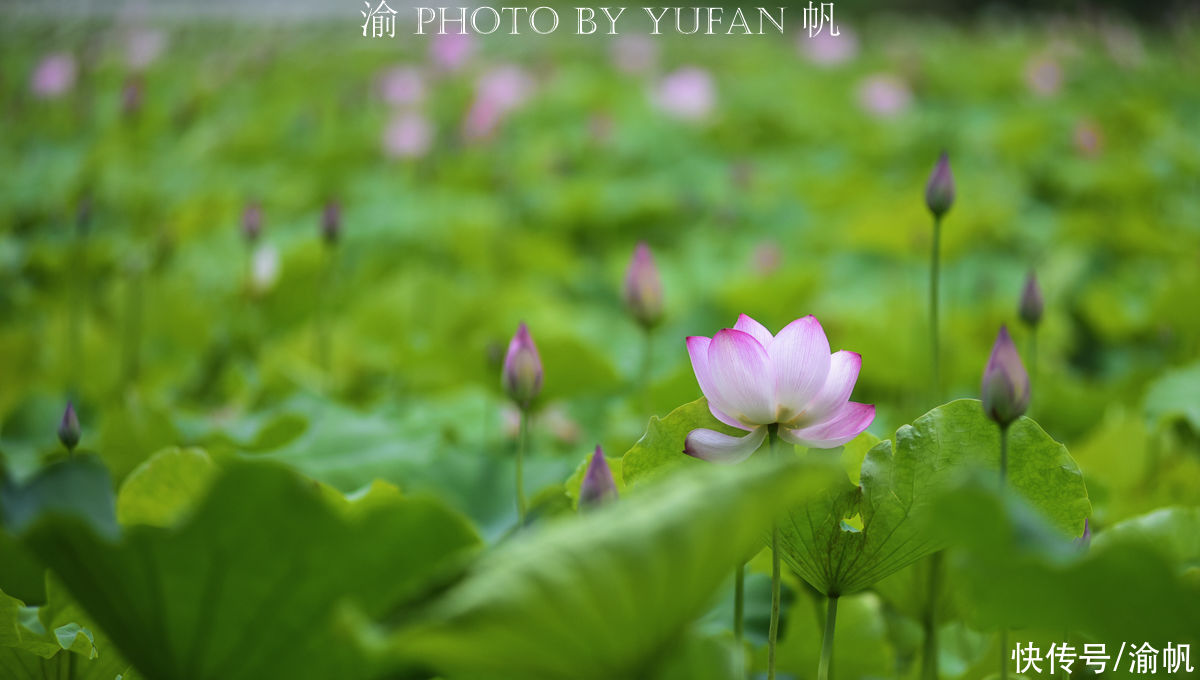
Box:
(641, 327), (654, 417)
(516, 407), (528, 526)
(121, 264), (143, 390)
(316, 247), (334, 376)
(1000, 425), (1009, 484)
(1000, 629), (1008, 680)
(733, 562), (745, 643)
(767, 424), (781, 680)
(921, 552), (942, 680)
(930, 215), (942, 401)
(999, 424), (1009, 680)
(818, 594), (839, 680)
(1029, 328), (1037, 415)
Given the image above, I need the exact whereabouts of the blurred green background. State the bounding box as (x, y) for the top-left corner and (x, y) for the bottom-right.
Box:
(2, 4), (1199, 541)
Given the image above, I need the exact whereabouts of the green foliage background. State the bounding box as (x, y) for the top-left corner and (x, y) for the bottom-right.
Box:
(1, 8), (1199, 680)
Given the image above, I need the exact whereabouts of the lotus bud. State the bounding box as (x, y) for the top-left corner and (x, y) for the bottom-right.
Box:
(57, 401), (81, 453)
(321, 200), (341, 245)
(1074, 518), (1091, 550)
(1018, 271), (1044, 328)
(623, 242), (664, 329)
(502, 322), (543, 409)
(980, 325), (1030, 428)
(579, 445), (618, 509)
(925, 151), (955, 219)
(241, 202), (262, 243)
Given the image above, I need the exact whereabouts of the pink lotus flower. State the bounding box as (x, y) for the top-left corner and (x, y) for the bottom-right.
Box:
(30, 53), (77, 99)
(653, 67), (715, 121)
(430, 32), (474, 72)
(377, 66), (425, 107)
(799, 28), (859, 66)
(685, 314), (874, 462)
(383, 112), (434, 158)
(462, 65), (534, 142)
(856, 74), (911, 118)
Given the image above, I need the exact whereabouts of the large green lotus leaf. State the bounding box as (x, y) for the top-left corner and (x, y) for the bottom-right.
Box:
(935, 482), (1200, 641)
(0, 578), (134, 680)
(1143, 361), (1200, 432)
(620, 397), (740, 486)
(115, 447), (218, 528)
(361, 456), (839, 680)
(4, 458), (481, 680)
(778, 399), (1090, 596)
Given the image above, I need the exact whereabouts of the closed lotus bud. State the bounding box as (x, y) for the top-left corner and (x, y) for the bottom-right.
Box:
(321, 200), (341, 245)
(579, 445), (618, 509)
(58, 401), (81, 452)
(1075, 518), (1091, 550)
(1018, 271), (1044, 328)
(242, 202), (262, 243)
(925, 151), (955, 219)
(502, 322), (543, 408)
(980, 325), (1030, 428)
(624, 242), (664, 329)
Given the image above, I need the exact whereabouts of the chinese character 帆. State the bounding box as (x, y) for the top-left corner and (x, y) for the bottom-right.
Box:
(802, 1), (840, 38)
(362, 0), (398, 38)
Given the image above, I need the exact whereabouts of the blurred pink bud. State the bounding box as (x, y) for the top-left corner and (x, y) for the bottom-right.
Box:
(579, 445), (618, 509)
(799, 28), (858, 66)
(503, 322), (543, 408)
(611, 35), (658, 74)
(58, 401), (81, 452)
(1073, 119), (1103, 158)
(1025, 55), (1063, 97)
(462, 66), (534, 142)
(30, 53), (77, 99)
(126, 28), (167, 70)
(430, 32), (474, 72)
(121, 76), (144, 117)
(653, 67), (715, 121)
(242, 202), (263, 242)
(752, 241), (782, 276)
(925, 151), (955, 219)
(383, 112), (434, 158)
(684, 314), (874, 463)
(856, 74), (912, 118)
(377, 66), (425, 107)
(624, 242), (664, 329)
(321, 200), (341, 245)
(981, 325), (1030, 428)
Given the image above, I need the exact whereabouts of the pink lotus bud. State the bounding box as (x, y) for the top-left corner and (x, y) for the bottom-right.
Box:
(383, 112), (434, 159)
(799, 28), (859, 66)
(683, 314), (874, 463)
(624, 242), (664, 329)
(125, 28), (167, 71)
(856, 74), (911, 118)
(503, 322), (543, 408)
(30, 53), (77, 99)
(242, 202), (263, 243)
(121, 76), (143, 117)
(430, 32), (474, 72)
(377, 66), (425, 107)
(653, 67), (715, 121)
(980, 325), (1030, 428)
(611, 35), (658, 74)
(321, 200), (341, 245)
(1025, 55), (1063, 97)
(1075, 518), (1091, 550)
(1018, 271), (1044, 328)
(925, 152), (955, 219)
(58, 401), (81, 452)
(579, 445), (618, 509)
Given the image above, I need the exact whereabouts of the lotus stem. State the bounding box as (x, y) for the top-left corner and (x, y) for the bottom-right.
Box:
(929, 215), (942, 401)
(818, 594), (839, 680)
(921, 552), (942, 680)
(316, 247), (334, 376)
(641, 327), (654, 417)
(733, 562), (745, 643)
(999, 422), (1009, 680)
(516, 406), (529, 526)
(767, 424), (782, 680)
